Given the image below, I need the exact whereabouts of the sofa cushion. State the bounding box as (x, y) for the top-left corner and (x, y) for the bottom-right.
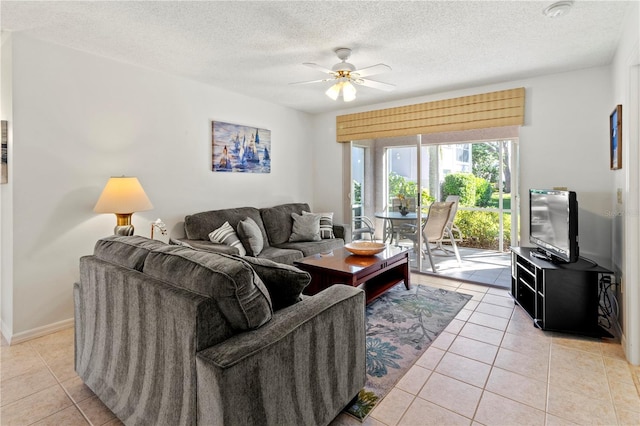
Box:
(93, 235), (167, 271)
(184, 207), (269, 245)
(237, 217), (264, 256)
(303, 211), (335, 239)
(143, 246), (272, 330)
(208, 221), (246, 256)
(239, 256), (311, 310)
(257, 246), (304, 265)
(260, 203), (310, 245)
(274, 238), (345, 257)
(289, 212), (321, 242)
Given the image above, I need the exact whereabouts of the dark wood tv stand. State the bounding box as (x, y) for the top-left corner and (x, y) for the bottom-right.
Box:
(510, 247), (614, 337)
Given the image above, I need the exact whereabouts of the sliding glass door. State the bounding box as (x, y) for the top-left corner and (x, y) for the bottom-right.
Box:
(383, 139), (519, 271)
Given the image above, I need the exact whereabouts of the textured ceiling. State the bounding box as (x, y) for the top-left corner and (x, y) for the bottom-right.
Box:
(1, 1), (636, 114)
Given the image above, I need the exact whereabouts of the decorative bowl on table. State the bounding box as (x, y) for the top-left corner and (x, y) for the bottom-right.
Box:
(344, 241), (386, 256)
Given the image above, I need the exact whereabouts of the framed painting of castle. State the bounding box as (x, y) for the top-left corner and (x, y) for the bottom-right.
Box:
(212, 121), (271, 173)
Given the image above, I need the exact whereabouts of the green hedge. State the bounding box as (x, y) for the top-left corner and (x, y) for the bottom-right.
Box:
(474, 177), (493, 207)
(442, 173), (493, 207)
(442, 173), (476, 205)
(455, 211), (511, 249)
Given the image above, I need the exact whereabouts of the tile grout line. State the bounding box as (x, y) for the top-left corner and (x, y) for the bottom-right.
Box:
(474, 295), (553, 422)
(30, 341), (93, 426)
(413, 286), (480, 424)
(0, 341), (79, 425)
(604, 353), (624, 425)
(544, 334), (553, 425)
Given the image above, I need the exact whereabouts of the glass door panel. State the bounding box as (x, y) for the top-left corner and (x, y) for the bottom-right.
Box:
(352, 146), (365, 220)
(384, 139), (519, 273)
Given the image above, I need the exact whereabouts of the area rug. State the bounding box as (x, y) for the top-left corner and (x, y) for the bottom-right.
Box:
(345, 283), (472, 420)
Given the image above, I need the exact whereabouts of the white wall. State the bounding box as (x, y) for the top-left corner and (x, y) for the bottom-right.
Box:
(312, 66), (614, 263)
(1, 31), (14, 339)
(2, 34), (314, 340)
(610, 1), (640, 364)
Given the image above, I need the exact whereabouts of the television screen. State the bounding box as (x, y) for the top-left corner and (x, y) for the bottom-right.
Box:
(529, 189), (579, 263)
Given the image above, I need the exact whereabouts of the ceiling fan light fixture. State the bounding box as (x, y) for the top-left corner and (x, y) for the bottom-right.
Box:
(325, 82), (341, 100)
(300, 47), (391, 102)
(342, 81), (357, 102)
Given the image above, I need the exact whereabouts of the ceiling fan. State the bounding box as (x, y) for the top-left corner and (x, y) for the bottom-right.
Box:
(291, 48), (395, 102)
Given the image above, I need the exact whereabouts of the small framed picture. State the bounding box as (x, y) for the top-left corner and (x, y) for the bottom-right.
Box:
(610, 105), (622, 170)
(1, 120), (7, 184)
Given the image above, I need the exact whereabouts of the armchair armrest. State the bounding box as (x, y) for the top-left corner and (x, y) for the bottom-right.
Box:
(196, 284), (366, 426)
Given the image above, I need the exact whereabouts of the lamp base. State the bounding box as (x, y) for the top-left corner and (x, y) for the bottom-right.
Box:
(114, 213), (134, 236)
(114, 225), (134, 236)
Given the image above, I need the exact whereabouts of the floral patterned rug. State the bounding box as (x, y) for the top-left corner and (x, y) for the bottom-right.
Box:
(345, 283), (472, 420)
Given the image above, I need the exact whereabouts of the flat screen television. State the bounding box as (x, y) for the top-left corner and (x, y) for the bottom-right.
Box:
(529, 189), (579, 263)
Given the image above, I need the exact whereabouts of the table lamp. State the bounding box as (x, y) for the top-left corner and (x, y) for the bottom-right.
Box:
(94, 176), (153, 236)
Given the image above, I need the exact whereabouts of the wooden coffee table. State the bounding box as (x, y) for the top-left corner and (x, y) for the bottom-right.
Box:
(294, 245), (410, 304)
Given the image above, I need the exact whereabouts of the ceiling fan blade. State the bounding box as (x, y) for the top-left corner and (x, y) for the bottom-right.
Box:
(303, 62), (336, 75)
(289, 78), (334, 86)
(354, 78), (395, 91)
(351, 63), (391, 78)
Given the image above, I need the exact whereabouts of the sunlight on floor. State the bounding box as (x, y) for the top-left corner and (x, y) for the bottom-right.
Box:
(405, 245), (512, 288)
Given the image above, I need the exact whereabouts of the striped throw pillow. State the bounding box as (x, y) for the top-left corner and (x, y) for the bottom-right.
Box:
(303, 211), (335, 239)
(208, 222), (247, 256)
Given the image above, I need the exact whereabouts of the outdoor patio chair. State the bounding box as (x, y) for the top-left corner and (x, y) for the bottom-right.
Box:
(435, 195), (463, 252)
(405, 201), (462, 273)
(352, 216), (376, 241)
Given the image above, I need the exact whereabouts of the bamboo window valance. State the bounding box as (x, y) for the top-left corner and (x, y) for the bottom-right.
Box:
(336, 87), (525, 142)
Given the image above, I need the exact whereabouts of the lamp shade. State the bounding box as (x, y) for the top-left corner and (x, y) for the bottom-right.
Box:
(325, 80), (357, 102)
(325, 82), (342, 100)
(342, 81), (356, 102)
(94, 176), (153, 214)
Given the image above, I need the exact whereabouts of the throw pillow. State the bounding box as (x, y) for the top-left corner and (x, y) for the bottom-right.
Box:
(239, 256), (311, 310)
(289, 212), (321, 242)
(237, 217), (264, 256)
(208, 222), (247, 256)
(302, 211), (335, 239)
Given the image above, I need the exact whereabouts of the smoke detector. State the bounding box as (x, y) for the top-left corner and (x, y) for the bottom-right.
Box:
(543, 1), (573, 18)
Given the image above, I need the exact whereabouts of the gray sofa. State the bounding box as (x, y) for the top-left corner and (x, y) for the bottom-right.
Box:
(74, 235), (366, 426)
(177, 203), (348, 264)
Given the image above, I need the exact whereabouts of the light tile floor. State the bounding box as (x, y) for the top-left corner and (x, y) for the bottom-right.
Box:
(2, 273), (639, 425)
(331, 273), (640, 426)
(0, 328), (121, 426)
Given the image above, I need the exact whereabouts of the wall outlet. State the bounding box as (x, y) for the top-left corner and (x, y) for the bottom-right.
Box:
(617, 188), (623, 204)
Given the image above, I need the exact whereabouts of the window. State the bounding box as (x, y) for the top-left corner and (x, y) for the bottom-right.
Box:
(456, 145), (470, 163)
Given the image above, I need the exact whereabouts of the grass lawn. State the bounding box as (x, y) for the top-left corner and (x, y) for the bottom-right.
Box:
(488, 192), (511, 209)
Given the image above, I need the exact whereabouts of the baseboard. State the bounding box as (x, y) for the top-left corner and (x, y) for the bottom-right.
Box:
(3, 318), (74, 345)
(1, 320), (11, 345)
